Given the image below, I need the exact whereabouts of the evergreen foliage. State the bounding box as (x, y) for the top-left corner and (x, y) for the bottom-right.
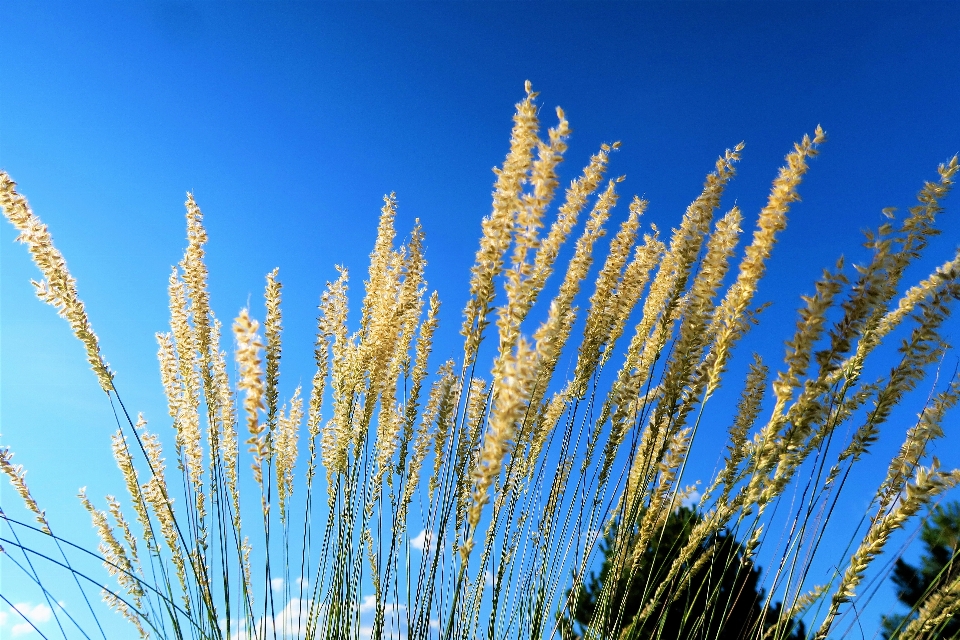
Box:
(883, 502), (960, 639)
(561, 506), (805, 640)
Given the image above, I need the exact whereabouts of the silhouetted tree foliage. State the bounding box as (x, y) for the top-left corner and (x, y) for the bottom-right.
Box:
(560, 506), (804, 640)
(882, 502), (960, 639)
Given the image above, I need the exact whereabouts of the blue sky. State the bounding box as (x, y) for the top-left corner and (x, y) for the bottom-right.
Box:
(2, 2), (960, 638)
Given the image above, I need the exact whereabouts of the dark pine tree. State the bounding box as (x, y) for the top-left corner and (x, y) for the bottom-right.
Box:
(560, 506), (805, 640)
(882, 502), (960, 639)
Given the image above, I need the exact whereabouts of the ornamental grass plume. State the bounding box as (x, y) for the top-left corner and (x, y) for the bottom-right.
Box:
(0, 173), (114, 392)
(2, 84), (960, 640)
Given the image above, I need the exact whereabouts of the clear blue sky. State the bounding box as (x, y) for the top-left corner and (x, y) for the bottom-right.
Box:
(2, 2), (960, 638)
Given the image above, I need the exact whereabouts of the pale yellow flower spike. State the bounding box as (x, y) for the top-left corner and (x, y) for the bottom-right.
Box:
(264, 268), (283, 437)
(305, 312), (330, 492)
(464, 339), (537, 562)
(639, 145), (743, 369)
(901, 573), (960, 639)
(234, 308), (267, 485)
(601, 228), (664, 369)
(360, 193), (398, 340)
(814, 460), (960, 640)
(428, 362), (458, 498)
(631, 427), (692, 556)
(241, 537), (254, 613)
(516, 104), (570, 258)
(595, 149), (742, 499)
(361, 242), (405, 432)
(319, 268), (353, 495)
(701, 354), (768, 509)
(78, 489), (144, 603)
(275, 386), (303, 524)
(528, 391), (567, 477)
(368, 269), (408, 500)
(531, 177), (623, 391)
(656, 204), (743, 432)
(632, 207), (744, 504)
(137, 427), (191, 607)
(156, 330), (181, 422)
(521, 141), (617, 321)
(830, 154), (959, 388)
(571, 196), (646, 398)
(455, 377), (490, 533)
(181, 193), (215, 392)
(102, 589), (150, 639)
(392, 372), (449, 556)
(0, 172), (114, 392)
(761, 586), (827, 640)
(371, 222), (428, 499)
(876, 376), (960, 514)
(708, 129), (826, 394)
(111, 419), (154, 550)
(399, 367), (451, 530)
(0, 447), (50, 533)
(461, 82), (540, 365)
(165, 268), (205, 509)
(500, 103), (571, 338)
(355, 198), (404, 417)
(397, 222), (428, 385)
(874, 250), (960, 348)
(108, 500), (147, 608)
(606, 145), (743, 438)
(396, 290), (440, 474)
(210, 318), (241, 529)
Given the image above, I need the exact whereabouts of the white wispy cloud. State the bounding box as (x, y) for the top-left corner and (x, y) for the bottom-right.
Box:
(227, 595), (408, 640)
(411, 528), (431, 552)
(358, 594), (377, 614)
(681, 488), (701, 508)
(3, 602), (53, 637)
(230, 598), (311, 640)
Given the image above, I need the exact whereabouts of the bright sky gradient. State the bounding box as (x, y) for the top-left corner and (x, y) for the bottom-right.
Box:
(3, 2), (960, 638)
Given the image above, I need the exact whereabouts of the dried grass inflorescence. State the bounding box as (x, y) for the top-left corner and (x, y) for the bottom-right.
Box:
(0, 172), (114, 392)
(2, 85), (959, 640)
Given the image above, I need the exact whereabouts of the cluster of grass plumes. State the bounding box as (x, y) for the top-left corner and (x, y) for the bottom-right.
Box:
(3, 82), (960, 640)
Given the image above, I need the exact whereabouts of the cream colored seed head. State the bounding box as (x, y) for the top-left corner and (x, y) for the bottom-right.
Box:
(456, 377), (489, 531)
(165, 268), (205, 498)
(601, 230), (663, 371)
(0, 447), (50, 533)
(521, 140), (616, 328)
(0, 172), (114, 392)
(467, 338), (537, 534)
(264, 268), (283, 431)
(428, 362), (458, 496)
(135, 429), (187, 598)
(233, 308), (267, 484)
(503, 103), (571, 330)
(613, 145), (739, 402)
(181, 193), (214, 373)
(276, 387), (303, 523)
(102, 589), (149, 639)
(528, 391), (567, 476)
(399, 364), (454, 526)
(461, 83), (541, 364)
(571, 195), (646, 398)
(318, 267), (353, 490)
(111, 424), (154, 548)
